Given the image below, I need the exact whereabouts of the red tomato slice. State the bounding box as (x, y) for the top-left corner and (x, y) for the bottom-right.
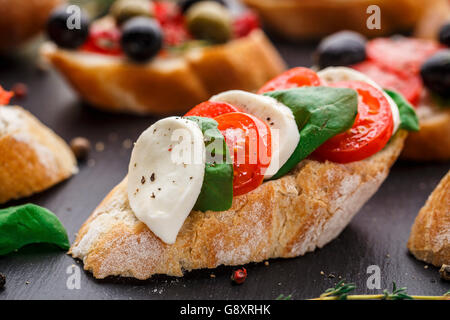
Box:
(314, 81), (394, 163)
(257, 67), (322, 94)
(184, 101), (241, 118)
(215, 112), (272, 196)
(81, 25), (122, 56)
(0, 86), (13, 105)
(352, 61), (423, 106)
(366, 38), (441, 77)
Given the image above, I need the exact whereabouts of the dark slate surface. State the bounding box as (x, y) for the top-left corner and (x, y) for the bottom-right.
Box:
(0, 37), (448, 300)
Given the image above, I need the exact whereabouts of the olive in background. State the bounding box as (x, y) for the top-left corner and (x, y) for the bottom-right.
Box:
(121, 17), (163, 62)
(179, 0), (227, 13)
(438, 22), (450, 47)
(110, 0), (153, 25)
(421, 49), (450, 98)
(186, 1), (232, 44)
(316, 31), (367, 69)
(46, 5), (90, 49)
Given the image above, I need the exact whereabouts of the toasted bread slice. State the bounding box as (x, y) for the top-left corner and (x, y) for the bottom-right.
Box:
(414, 0), (450, 40)
(408, 171), (450, 266)
(401, 93), (450, 161)
(0, 106), (77, 204)
(0, 0), (62, 51)
(242, 0), (429, 39)
(70, 131), (406, 279)
(41, 30), (286, 115)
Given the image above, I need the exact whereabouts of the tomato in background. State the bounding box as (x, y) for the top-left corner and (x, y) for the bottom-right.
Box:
(353, 61), (423, 106)
(257, 67), (322, 94)
(366, 38), (442, 77)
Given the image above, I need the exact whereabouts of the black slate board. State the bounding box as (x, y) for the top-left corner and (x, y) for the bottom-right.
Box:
(0, 38), (449, 300)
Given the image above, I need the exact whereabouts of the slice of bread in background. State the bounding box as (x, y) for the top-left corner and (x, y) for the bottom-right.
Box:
(41, 30), (286, 115)
(70, 131), (406, 280)
(0, 106), (77, 204)
(408, 171), (450, 267)
(401, 93), (450, 162)
(0, 0), (62, 51)
(243, 0), (430, 39)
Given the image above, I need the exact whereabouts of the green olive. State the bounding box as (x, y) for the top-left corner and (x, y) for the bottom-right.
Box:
(111, 0), (153, 25)
(186, 1), (232, 44)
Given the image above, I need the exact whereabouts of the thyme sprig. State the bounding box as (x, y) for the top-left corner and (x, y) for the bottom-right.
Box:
(275, 294), (293, 300)
(320, 280), (356, 300)
(311, 281), (450, 300)
(382, 283), (412, 300)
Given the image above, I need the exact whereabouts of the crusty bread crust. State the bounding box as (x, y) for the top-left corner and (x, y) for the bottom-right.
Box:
(242, 0), (429, 39)
(0, 106), (77, 204)
(70, 131), (407, 280)
(0, 0), (62, 51)
(408, 171), (450, 267)
(41, 30), (286, 115)
(401, 95), (450, 162)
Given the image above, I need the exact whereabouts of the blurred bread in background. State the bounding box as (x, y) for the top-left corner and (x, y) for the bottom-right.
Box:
(243, 0), (440, 40)
(0, 0), (63, 51)
(414, 0), (450, 40)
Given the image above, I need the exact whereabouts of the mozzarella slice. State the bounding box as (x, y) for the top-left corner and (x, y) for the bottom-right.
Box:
(127, 117), (205, 244)
(318, 67), (401, 133)
(210, 90), (300, 179)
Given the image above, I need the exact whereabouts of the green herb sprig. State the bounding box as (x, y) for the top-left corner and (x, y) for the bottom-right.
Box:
(311, 281), (450, 300)
(275, 294), (293, 300)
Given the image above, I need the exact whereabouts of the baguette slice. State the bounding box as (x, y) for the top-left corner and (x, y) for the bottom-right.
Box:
(401, 93), (450, 161)
(41, 29), (286, 115)
(70, 131), (407, 280)
(408, 171), (450, 266)
(0, 0), (62, 51)
(0, 106), (77, 204)
(242, 0), (429, 39)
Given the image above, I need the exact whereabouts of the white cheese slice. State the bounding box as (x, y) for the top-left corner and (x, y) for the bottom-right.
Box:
(210, 90), (300, 179)
(127, 117), (205, 244)
(318, 67), (401, 133)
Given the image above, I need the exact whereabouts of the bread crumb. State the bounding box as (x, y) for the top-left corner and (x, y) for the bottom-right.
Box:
(424, 265), (429, 269)
(95, 142), (105, 152)
(264, 261), (269, 266)
(320, 271), (325, 276)
(122, 139), (133, 149)
(210, 274), (216, 278)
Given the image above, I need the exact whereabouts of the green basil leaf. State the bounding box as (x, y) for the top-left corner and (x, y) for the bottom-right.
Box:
(384, 89), (419, 132)
(265, 87), (358, 179)
(0, 204), (70, 255)
(185, 116), (233, 212)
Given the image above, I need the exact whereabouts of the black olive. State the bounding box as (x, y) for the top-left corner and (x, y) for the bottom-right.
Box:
(121, 17), (163, 62)
(316, 31), (367, 69)
(438, 22), (450, 47)
(179, 0), (226, 13)
(46, 5), (90, 49)
(420, 49), (450, 97)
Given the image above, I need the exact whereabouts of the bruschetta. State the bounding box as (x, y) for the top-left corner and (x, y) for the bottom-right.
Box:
(408, 170), (450, 267)
(242, 0), (430, 40)
(69, 67), (418, 279)
(41, 1), (286, 115)
(315, 31), (450, 161)
(0, 87), (77, 204)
